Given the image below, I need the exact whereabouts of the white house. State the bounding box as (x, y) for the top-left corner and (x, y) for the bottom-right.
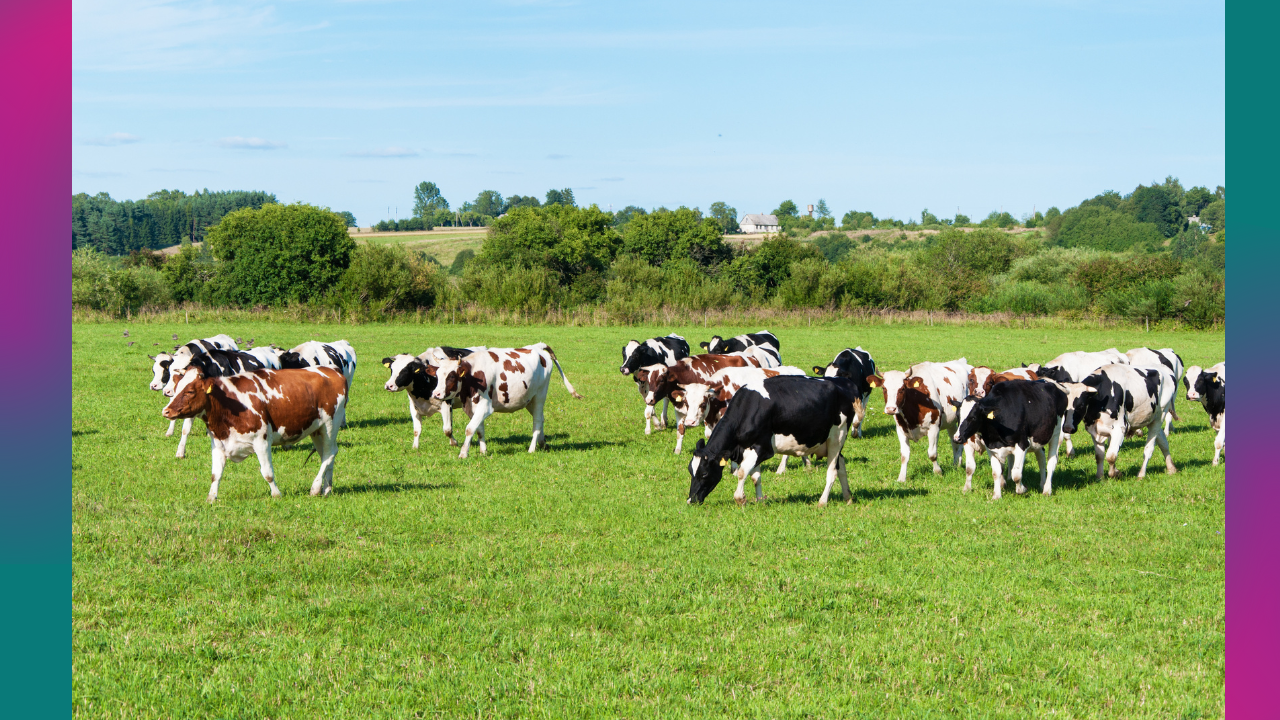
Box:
(740, 214), (781, 234)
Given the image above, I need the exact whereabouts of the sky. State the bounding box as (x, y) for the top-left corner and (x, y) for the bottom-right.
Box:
(72, 0), (1225, 226)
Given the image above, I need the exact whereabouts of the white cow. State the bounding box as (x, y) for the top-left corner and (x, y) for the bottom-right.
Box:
(382, 346), (484, 448)
(1073, 364), (1177, 479)
(431, 343), (583, 458)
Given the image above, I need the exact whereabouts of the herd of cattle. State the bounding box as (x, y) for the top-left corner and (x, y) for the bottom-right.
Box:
(145, 330), (1226, 505)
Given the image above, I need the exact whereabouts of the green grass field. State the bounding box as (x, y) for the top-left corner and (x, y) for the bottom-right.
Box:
(72, 321), (1225, 718)
(357, 231), (486, 268)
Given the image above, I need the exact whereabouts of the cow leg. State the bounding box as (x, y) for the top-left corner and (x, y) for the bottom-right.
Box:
(442, 402), (459, 447)
(1154, 424), (1176, 475)
(674, 422), (685, 455)
(734, 449), (760, 505)
(895, 424), (911, 483)
(1213, 417), (1226, 466)
(251, 437), (283, 498)
(658, 398), (669, 429)
(459, 400), (493, 459)
(644, 404), (654, 435)
(1043, 421), (1063, 495)
(990, 452), (1005, 500)
(1063, 433), (1075, 457)
(926, 423), (942, 475)
(962, 441), (977, 493)
(1137, 422), (1160, 478)
(1092, 433), (1106, 480)
(837, 455), (852, 504)
(409, 396), (423, 450)
(853, 397), (866, 439)
(310, 426), (339, 496)
(752, 469), (765, 502)
(175, 417), (194, 459)
(1012, 446), (1028, 495)
(776, 455), (787, 474)
(165, 419), (176, 437)
(1105, 421), (1126, 478)
(208, 440), (227, 503)
(527, 394), (547, 453)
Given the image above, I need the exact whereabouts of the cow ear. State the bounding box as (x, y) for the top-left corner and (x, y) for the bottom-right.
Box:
(866, 375), (881, 387)
(813, 366), (824, 375)
(671, 391), (684, 403)
(949, 398), (962, 408)
(694, 439), (706, 452)
(909, 377), (923, 388)
(382, 357), (393, 367)
(147, 354), (155, 360)
(719, 458), (728, 467)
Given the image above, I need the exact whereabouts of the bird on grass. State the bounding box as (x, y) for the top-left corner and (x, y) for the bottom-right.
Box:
(127, 341), (135, 347)
(236, 337), (244, 344)
(123, 330), (130, 337)
(172, 333), (179, 341)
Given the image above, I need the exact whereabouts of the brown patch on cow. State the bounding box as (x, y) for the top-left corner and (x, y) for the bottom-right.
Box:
(503, 359), (521, 373)
(762, 369), (781, 378)
(488, 351), (500, 362)
(168, 367), (345, 443)
(942, 375), (951, 385)
(426, 365), (438, 377)
(467, 370), (488, 402)
(539, 355), (547, 368)
(507, 352), (520, 360)
(255, 368), (345, 440)
(514, 347), (532, 354)
(894, 387), (938, 430)
(498, 372), (510, 404)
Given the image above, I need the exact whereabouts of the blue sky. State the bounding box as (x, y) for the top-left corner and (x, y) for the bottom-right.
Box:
(73, 1), (1225, 226)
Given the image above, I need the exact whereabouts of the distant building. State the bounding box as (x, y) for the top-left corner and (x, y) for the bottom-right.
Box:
(740, 214), (781, 233)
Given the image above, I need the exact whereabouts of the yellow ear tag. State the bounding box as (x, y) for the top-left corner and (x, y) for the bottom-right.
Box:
(986, 411), (995, 419)
(383, 362), (391, 368)
(719, 458), (728, 466)
(206, 385), (213, 394)
(459, 368), (467, 376)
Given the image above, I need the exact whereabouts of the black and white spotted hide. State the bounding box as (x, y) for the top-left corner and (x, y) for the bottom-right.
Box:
(1077, 364), (1177, 479)
(952, 380), (1068, 498)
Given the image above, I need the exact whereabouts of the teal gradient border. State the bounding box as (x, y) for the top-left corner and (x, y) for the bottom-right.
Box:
(0, 1), (70, 716)
(1227, 1), (1274, 715)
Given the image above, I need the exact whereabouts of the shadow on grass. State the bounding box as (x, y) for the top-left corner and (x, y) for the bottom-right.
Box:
(334, 480), (460, 496)
(346, 416), (407, 429)
(73, 429), (99, 437)
(854, 424), (897, 440)
(748, 485), (929, 505)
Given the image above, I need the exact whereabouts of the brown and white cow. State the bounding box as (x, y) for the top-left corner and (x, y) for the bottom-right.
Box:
(149, 333), (239, 458)
(969, 366), (1039, 398)
(161, 365), (348, 502)
(381, 346), (482, 448)
(633, 353), (770, 419)
(867, 358), (972, 483)
(430, 343), (582, 458)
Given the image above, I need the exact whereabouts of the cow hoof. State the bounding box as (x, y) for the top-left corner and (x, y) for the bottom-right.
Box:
(207, 494), (217, 503)
(458, 452), (468, 460)
(818, 499), (828, 507)
(164, 430), (174, 437)
(1212, 458), (1220, 466)
(734, 496), (747, 507)
(270, 489), (282, 498)
(1042, 489), (1053, 496)
(1015, 484), (1027, 495)
(1166, 464), (1177, 475)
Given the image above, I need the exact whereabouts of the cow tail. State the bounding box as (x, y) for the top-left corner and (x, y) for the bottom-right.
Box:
(546, 347), (583, 399)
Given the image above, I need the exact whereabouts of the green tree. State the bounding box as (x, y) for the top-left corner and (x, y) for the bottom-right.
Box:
(337, 211), (357, 227)
(480, 204), (619, 281)
(954, 213), (971, 226)
(815, 199), (831, 219)
(413, 182), (449, 217)
(206, 203), (355, 306)
(473, 190), (505, 217)
(545, 188), (576, 207)
(841, 210), (877, 230)
(1199, 198), (1225, 232)
(1052, 205), (1164, 251)
(920, 208), (939, 226)
(621, 207), (730, 268)
(708, 201), (739, 233)
(773, 200), (799, 218)
(505, 194), (541, 211)
(1129, 184), (1182, 237)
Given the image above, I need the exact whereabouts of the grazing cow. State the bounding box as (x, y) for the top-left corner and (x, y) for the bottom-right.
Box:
(669, 365), (806, 455)
(867, 358), (972, 483)
(686, 375), (858, 506)
(620, 334), (691, 433)
(813, 347), (877, 437)
(431, 343), (582, 458)
(1125, 347), (1185, 434)
(1184, 362), (1226, 465)
(952, 380), (1069, 498)
(1069, 364), (1177, 479)
(381, 346), (479, 448)
(161, 365), (348, 501)
(699, 330), (780, 355)
(148, 334), (240, 458)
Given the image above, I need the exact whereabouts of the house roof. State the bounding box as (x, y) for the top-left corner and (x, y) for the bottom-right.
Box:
(741, 214), (780, 225)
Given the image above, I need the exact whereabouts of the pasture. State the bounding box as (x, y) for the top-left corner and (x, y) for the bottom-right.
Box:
(72, 321), (1224, 718)
(355, 229), (487, 268)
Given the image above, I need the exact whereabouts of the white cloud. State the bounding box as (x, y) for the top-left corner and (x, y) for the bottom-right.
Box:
(218, 136), (287, 150)
(345, 146), (419, 158)
(82, 132), (141, 146)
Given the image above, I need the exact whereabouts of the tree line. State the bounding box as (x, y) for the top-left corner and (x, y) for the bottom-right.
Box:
(70, 189), (296, 255)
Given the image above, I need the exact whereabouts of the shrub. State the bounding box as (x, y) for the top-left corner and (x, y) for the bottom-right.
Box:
(459, 263), (560, 312)
(161, 241), (216, 303)
(1073, 254), (1181, 298)
(72, 247), (171, 315)
(1172, 269), (1225, 329)
(206, 203), (355, 306)
(621, 207), (729, 268)
(335, 244), (442, 311)
(1052, 205), (1164, 251)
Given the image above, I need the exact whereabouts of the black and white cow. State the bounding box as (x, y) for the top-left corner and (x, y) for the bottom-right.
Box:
(148, 334), (239, 458)
(686, 375), (858, 506)
(699, 330), (780, 355)
(1070, 364), (1177, 479)
(1126, 347), (1185, 434)
(1026, 349), (1128, 455)
(1184, 362), (1226, 465)
(382, 346), (480, 448)
(812, 346), (876, 437)
(951, 380), (1069, 498)
(620, 334), (691, 433)
(280, 340), (358, 392)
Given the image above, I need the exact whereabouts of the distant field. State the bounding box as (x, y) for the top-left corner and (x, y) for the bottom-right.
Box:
(73, 322), (1224, 718)
(352, 228), (487, 268)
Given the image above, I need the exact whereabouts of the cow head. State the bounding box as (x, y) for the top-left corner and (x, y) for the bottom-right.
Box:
(1034, 365), (1074, 384)
(951, 396), (986, 444)
(968, 367), (994, 398)
(1192, 370), (1222, 402)
(278, 350), (310, 369)
(688, 439), (727, 504)
(1183, 366), (1205, 400)
(634, 365), (671, 406)
(867, 371), (920, 415)
(700, 336), (724, 353)
(162, 367), (212, 420)
(620, 340), (641, 375)
(383, 354), (435, 394)
(148, 352), (174, 391)
(431, 358), (484, 402)
(1054, 382), (1098, 434)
